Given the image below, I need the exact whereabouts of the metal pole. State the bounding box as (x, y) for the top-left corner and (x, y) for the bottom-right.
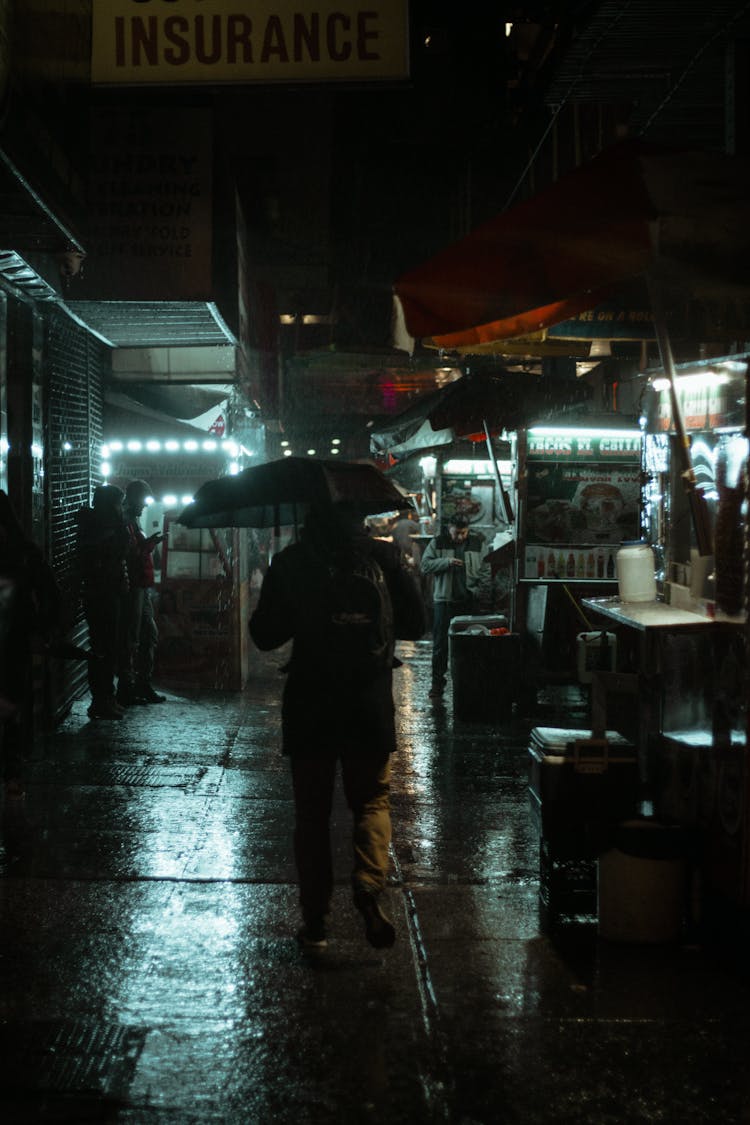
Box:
(483, 420), (514, 525)
(649, 289), (713, 557)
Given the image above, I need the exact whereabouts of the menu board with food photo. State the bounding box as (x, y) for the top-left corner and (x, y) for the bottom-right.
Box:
(441, 477), (497, 527)
(524, 462), (641, 579)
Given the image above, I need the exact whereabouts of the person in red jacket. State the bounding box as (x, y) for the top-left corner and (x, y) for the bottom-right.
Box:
(118, 480), (166, 705)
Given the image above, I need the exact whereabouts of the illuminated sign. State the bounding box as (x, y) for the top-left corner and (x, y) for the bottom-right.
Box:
(651, 368), (747, 433)
(527, 434), (642, 459)
(92, 0), (410, 85)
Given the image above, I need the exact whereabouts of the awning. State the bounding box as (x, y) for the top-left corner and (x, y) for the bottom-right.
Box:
(370, 369), (591, 458)
(394, 139), (750, 352)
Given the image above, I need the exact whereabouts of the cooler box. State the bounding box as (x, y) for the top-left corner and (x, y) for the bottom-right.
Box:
(528, 726), (639, 839)
(449, 614), (508, 635)
(528, 726), (639, 929)
(449, 616), (519, 722)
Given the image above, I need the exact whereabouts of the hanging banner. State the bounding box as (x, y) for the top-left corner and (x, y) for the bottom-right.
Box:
(76, 107), (213, 301)
(92, 0), (410, 86)
(647, 365), (747, 433)
(548, 299), (655, 341)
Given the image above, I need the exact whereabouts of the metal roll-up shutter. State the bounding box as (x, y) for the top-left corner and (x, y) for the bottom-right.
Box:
(46, 307), (109, 720)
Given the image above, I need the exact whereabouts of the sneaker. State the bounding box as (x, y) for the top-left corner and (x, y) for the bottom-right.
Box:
(353, 889), (396, 949)
(115, 686), (140, 707)
(136, 687), (167, 704)
(296, 917), (328, 951)
(87, 702), (125, 720)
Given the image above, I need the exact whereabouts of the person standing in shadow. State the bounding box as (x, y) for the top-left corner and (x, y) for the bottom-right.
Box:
(74, 485), (130, 720)
(0, 490), (61, 797)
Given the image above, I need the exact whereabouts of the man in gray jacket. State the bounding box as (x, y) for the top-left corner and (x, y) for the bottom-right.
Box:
(421, 513), (487, 698)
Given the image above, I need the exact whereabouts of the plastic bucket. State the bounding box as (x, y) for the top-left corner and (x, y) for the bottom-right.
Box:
(576, 631), (617, 684)
(617, 541), (656, 603)
(598, 819), (687, 943)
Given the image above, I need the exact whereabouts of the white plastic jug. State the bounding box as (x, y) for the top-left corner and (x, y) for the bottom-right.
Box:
(616, 541), (656, 602)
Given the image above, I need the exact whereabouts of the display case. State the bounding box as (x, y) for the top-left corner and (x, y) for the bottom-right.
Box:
(154, 515), (251, 691)
(516, 421), (642, 678)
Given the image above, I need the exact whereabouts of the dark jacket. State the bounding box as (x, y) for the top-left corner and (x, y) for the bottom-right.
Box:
(249, 530), (425, 757)
(0, 534), (61, 706)
(74, 506), (129, 597)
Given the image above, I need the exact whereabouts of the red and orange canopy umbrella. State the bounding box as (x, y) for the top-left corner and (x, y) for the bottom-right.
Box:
(394, 139), (750, 352)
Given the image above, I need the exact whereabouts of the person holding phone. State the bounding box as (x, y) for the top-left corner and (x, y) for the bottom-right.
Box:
(118, 479), (166, 705)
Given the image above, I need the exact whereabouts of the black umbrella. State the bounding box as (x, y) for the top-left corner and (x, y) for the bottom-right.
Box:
(370, 369), (590, 457)
(177, 456), (412, 529)
(370, 369), (591, 521)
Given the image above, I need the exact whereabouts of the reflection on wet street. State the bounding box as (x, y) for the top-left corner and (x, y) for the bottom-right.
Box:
(2, 638), (750, 1122)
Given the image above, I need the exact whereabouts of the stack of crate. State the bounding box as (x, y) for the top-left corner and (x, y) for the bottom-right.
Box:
(528, 726), (639, 930)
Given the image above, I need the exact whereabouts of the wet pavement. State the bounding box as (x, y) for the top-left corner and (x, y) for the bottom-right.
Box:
(2, 637), (750, 1123)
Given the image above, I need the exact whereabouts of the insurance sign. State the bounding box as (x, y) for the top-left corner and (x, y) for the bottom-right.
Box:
(92, 0), (410, 85)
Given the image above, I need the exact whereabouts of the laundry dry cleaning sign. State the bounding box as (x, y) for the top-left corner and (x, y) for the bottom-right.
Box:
(92, 0), (410, 84)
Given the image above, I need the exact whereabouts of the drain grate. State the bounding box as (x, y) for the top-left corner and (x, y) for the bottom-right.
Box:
(0, 1019), (145, 1104)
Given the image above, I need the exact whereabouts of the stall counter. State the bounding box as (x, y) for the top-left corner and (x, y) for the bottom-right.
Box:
(581, 595), (745, 791)
(581, 596), (717, 631)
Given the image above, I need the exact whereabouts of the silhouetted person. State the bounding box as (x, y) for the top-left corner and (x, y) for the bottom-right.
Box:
(117, 479), (165, 705)
(0, 490), (60, 796)
(75, 485), (129, 720)
(249, 502), (425, 952)
(390, 510), (422, 571)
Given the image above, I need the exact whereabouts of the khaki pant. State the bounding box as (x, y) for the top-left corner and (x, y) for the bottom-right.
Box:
(290, 750), (392, 919)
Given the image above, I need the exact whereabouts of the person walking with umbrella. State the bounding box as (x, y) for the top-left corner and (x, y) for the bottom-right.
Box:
(248, 500), (425, 952)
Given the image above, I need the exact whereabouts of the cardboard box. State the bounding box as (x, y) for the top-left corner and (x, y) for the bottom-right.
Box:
(166, 551), (201, 579)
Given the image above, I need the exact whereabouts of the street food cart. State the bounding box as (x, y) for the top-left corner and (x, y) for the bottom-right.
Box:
(581, 357), (749, 908)
(515, 417), (643, 681)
